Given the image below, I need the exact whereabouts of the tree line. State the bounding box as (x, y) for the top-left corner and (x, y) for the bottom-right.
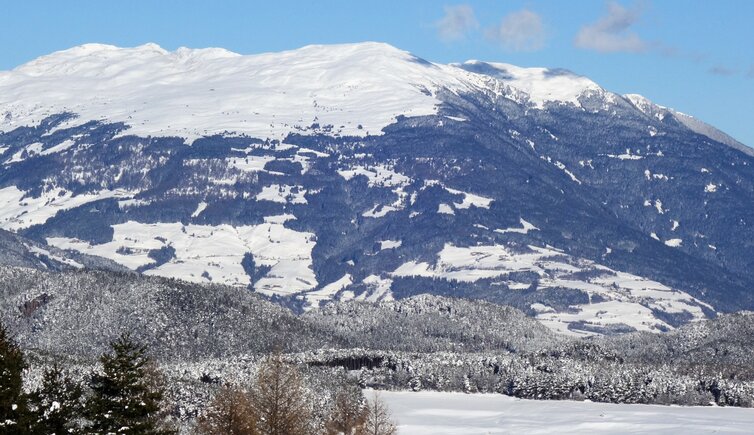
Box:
(0, 320), (397, 434)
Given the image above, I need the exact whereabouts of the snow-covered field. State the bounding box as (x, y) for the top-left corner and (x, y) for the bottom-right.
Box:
(390, 242), (710, 336)
(376, 390), (754, 434)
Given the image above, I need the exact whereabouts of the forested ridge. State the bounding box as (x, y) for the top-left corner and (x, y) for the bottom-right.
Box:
(2, 265), (754, 432)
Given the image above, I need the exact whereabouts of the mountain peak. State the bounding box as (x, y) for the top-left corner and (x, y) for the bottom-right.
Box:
(456, 60), (606, 109)
(0, 41), (743, 151)
(0, 41), (458, 141)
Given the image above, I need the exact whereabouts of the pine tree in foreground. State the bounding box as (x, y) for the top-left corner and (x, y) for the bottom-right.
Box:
(86, 332), (174, 434)
(361, 395), (397, 435)
(250, 352), (312, 435)
(0, 320), (29, 435)
(28, 364), (83, 434)
(195, 385), (258, 435)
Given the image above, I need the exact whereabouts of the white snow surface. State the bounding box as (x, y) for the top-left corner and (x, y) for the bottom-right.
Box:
(356, 275), (395, 302)
(0, 186), (136, 231)
(337, 164), (411, 188)
(46, 221), (317, 295)
(445, 187), (493, 209)
(391, 242), (710, 336)
(26, 244), (84, 269)
(0, 42), (626, 142)
(377, 390), (754, 435)
(1, 42), (748, 156)
(0, 43), (472, 141)
(495, 218), (539, 234)
(302, 274), (353, 308)
(460, 61), (606, 109)
(379, 240), (402, 250)
(255, 184), (308, 204)
(437, 203), (455, 215)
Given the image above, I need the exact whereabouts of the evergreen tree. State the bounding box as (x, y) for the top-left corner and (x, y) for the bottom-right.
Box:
(250, 352), (312, 435)
(86, 333), (174, 434)
(28, 364), (84, 435)
(195, 385), (258, 435)
(0, 320), (29, 435)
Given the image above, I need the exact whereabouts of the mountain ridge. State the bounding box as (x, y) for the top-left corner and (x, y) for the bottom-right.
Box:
(2, 42), (746, 150)
(1, 42), (754, 336)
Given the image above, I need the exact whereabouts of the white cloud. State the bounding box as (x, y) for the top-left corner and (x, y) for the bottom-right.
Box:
(575, 1), (647, 53)
(436, 4), (479, 41)
(486, 9), (546, 52)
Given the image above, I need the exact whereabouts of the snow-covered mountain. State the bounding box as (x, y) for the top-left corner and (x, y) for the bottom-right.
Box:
(1, 42), (753, 336)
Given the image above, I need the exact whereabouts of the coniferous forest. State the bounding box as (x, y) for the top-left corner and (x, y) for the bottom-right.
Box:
(2, 265), (754, 432)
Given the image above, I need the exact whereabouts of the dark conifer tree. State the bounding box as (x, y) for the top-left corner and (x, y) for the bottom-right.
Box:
(86, 333), (174, 434)
(0, 320), (30, 434)
(28, 364), (83, 434)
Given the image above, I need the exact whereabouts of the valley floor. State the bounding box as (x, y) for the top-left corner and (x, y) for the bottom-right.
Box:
(374, 390), (754, 434)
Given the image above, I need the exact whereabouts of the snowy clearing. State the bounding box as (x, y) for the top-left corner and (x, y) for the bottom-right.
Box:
(390, 243), (710, 336)
(376, 390), (754, 434)
(46, 221), (316, 294)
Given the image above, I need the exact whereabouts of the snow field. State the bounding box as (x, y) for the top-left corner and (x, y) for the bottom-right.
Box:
(376, 390), (754, 434)
(47, 221), (317, 295)
(391, 242), (709, 336)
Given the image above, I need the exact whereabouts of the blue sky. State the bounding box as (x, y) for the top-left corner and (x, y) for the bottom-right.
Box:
(2, 0), (752, 146)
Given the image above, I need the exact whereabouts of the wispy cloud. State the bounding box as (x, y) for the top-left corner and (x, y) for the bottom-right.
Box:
(748, 65), (754, 79)
(709, 66), (736, 76)
(575, 1), (647, 53)
(436, 4), (479, 42)
(486, 9), (546, 52)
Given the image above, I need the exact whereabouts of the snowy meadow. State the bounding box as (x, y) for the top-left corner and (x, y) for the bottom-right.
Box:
(378, 390), (754, 434)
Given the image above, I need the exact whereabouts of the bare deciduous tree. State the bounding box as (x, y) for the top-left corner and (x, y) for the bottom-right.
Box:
(250, 352), (312, 435)
(325, 388), (367, 435)
(195, 385), (258, 435)
(361, 394), (397, 435)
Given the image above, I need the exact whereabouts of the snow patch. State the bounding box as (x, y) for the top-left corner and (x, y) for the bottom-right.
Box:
(191, 201), (208, 218)
(665, 238), (683, 247)
(379, 240), (402, 250)
(303, 274), (353, 308)
(391, 242), (709, 336)
(47, 221), (317, 295)
(256, 184), (307, 204)
(0, 186), (137, 231)
(437, 203), (455, 215)
(495, 218), (539, 235)
(445, 187), (493, 209)
(378, 389), (754, 434)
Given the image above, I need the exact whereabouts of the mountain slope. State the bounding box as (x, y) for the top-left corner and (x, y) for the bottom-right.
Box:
(0, 265), (561, 361)
(1, 42), (753, 336)
(0, 227), (125, 272)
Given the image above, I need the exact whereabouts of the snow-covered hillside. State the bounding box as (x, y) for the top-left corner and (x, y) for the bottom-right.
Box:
(1, 42), (753, 337)
(0, 42), (475, 141)
(1, 42), (717, 144)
